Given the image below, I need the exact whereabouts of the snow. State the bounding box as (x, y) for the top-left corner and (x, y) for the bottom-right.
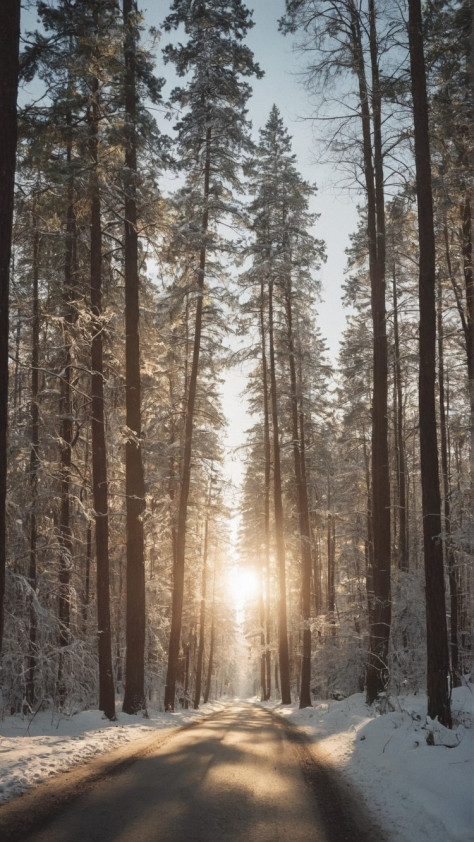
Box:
(270, 684), (473, 842)
(0, 688), (472, 841)
(0, 701), (225, 806)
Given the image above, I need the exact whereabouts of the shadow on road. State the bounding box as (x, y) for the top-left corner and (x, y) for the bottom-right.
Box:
(0, 703), (388, 842)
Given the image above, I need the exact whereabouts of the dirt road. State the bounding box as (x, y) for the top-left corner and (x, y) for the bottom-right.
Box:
(0, 703), (386, 842)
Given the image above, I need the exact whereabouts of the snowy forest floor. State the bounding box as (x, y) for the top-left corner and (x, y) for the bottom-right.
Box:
(0, 687), (472, 842)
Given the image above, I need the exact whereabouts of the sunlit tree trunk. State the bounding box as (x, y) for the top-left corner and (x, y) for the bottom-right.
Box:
(89, 66), (116, 721)
(268, 277), (291, 704)
(203, 572), (216, 705)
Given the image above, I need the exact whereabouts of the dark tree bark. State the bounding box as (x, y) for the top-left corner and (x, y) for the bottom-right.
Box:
(89, 69), (116, 721)
(459, 193), (473, 494)
(26, 211), (40, 708)
(349, 1), (391, 702)
(0, 0), (20, 653)
(164, 126), (211, 712)
(268, 278), (291, 705)
(122, 0), (147, 715)
(57, 126), (76, 701)
(408, 0), (452, 727)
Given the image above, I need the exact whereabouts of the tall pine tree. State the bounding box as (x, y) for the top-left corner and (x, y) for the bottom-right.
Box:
(162, 0), (262, 710)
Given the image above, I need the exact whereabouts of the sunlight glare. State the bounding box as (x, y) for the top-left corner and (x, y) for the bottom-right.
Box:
(226, 566), (259, 610)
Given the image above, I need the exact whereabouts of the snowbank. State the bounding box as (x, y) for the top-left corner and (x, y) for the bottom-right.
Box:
(0, 701), (225, 805)
(272, 685), (473, 842)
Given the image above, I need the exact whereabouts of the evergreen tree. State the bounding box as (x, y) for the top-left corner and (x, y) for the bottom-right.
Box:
(281, 0), (392, 705)
(161, 0), (262, 711)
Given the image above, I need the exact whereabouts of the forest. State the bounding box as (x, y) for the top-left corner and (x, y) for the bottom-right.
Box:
(0, 0), (471, 733)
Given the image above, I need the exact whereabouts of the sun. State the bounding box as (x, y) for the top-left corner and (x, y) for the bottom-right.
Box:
(226, 566), (260, 609)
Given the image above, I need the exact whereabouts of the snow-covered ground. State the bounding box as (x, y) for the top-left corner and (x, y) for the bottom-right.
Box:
(0, 701), (226, 805)
(0, 687), (472, 841)
(272, 685), (473, 842)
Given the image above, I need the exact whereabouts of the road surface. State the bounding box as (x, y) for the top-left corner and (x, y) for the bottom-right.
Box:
(0, 703), (386, 842)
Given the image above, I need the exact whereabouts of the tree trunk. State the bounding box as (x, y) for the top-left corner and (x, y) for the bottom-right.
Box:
(89, 70), (116, 721)
(437, 279), (461, 687)
(80, 429), (92, 634)
(392, 259), (409, 571)
(259, 276), (272, 701)
(363, 432), (375, 626)
(203, 574), (215, 705)
(350, 1), (391, 702)
(0, 0), (20, 654)
(284, 287), (312, 708)
(26, 211), (40, 708)
(193, 473), (212, 709)
(268, 278), (291, 705)
(460, 193), (473, 499)
(313, 531), (322, 616)
(183, 640), (191, 709)
(408, 0), (452, 727)
(164, 125), (211, 711)
(57, 126), (76, 701)
(122, 0), (147, 715)
(327, 512), (336, 618)
(13, 300), (21, 417)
